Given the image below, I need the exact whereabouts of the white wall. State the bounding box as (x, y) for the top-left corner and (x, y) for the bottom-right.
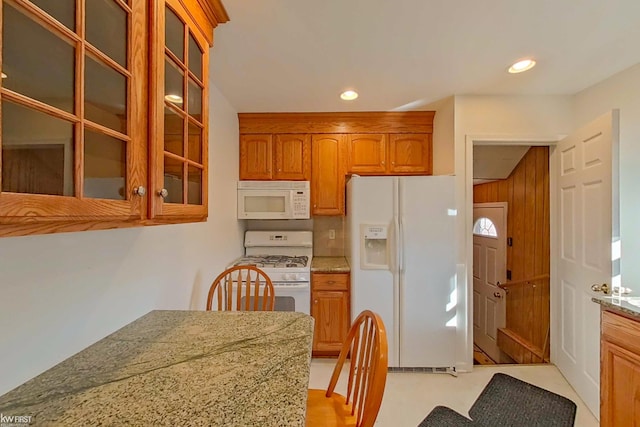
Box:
(572, 63), (640, 287)
(452, 95), (574, 371)
(0, 84), (244, 395)
(427, 96), (455, 175)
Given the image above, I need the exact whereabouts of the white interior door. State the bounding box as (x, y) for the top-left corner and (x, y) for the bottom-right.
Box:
(472, 202), (507, 362)
(552, 110), (619, 419)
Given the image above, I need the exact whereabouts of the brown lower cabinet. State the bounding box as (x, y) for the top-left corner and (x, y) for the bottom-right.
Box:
(600, 309), (640, 426)
(311, 272), (350, 356)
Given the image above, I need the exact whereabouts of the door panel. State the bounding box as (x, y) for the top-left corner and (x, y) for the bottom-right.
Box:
(473, 203), (507, 362)
(347, 134), (387, 174)
(273, 134), (310, 180)
(311, 134), (345, 215)
(388, 134), (432, 174)
(399, 176), (456, 367)
(240, 134), (272, 180)
(552, 110), (619, 419)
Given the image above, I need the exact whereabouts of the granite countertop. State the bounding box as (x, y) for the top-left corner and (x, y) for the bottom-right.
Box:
(311, 256), (350, 273)
(592, 295), (640, 320)
(0, 310), (314, 426)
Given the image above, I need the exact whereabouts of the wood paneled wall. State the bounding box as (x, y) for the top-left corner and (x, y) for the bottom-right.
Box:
(473, 146), (550, 361)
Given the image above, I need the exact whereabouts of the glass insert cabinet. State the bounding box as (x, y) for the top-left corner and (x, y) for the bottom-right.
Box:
(0, 0), (228, 237)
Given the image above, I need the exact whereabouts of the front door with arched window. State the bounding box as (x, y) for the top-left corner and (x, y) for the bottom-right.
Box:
(473, 202), (508, 362)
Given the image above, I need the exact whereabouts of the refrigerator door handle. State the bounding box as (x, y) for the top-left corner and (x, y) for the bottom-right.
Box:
(393, 177), (402, 367)
(398, 179), (404, 275)
(388, 220), (397, 274)
(399, 218), (404, 274)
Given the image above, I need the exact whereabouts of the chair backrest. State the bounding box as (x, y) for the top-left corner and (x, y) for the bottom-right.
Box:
(326, 310), (388, 427)
(206, 266), (275, 311)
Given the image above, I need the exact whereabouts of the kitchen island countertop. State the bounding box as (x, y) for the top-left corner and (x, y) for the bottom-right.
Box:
(311, 256), (350, 273)
(0, 310), (314, 426)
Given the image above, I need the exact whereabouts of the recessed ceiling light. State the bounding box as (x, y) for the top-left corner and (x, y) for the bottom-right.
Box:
(508, 59), (536, 74)
(1, 72), (7, 79)
(340, 90), (358, 101)
(164, 94), (183, 104)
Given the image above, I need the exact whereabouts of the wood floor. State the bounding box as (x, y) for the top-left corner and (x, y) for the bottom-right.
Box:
(473, 344), (496, 365)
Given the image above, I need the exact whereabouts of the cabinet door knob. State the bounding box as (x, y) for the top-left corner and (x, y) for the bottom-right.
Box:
(158, 188), (169, 198)
(314, 299), (318, 304)
(133, 186), (146, 196)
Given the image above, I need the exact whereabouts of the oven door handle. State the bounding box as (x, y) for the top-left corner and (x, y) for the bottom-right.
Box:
(272, 283), (310, 289)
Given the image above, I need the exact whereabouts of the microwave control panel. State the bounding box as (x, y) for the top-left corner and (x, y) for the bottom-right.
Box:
(292, 191), (310, 218)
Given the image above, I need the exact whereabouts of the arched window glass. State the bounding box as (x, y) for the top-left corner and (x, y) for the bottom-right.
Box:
(473, 217), (497, 237)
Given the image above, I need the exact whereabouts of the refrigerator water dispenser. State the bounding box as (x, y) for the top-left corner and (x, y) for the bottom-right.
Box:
(361, 225), (389, 269)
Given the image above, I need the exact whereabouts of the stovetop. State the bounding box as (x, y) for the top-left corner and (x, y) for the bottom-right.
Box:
(231, 255), (309, 269)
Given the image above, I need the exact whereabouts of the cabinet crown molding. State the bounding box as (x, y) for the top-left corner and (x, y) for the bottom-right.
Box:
(239, 111), (435, 134)
(178, 0), (229, 46)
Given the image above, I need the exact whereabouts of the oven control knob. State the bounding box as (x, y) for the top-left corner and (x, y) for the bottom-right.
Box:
(290, 273), (298, 281)
(283, 273), (291, 281)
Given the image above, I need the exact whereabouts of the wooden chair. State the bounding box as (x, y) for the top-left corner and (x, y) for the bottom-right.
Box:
(206, 265), (275, 311)
(306, 310), (388, 427)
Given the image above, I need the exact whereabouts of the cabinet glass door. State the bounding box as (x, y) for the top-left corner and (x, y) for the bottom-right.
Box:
(151, 1), (207, 218)
(0, 0), (146, 226)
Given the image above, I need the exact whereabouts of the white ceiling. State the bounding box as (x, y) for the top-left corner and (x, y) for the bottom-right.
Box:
(210, 0), (640, 113)
(473, 145), (530, 183)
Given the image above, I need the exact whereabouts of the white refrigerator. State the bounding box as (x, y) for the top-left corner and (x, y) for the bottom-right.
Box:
(346, 175), (457, 369)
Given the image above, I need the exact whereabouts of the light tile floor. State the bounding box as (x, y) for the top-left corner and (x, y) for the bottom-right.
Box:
(309, 359), (598, 426)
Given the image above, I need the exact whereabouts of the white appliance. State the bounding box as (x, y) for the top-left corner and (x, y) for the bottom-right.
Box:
(346, 175), (457, 369)
(227, 230), (312, 314)
(237, 181), (310, 219)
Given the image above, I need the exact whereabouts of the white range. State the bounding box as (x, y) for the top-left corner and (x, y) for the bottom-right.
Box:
(227, 230), (312, 314)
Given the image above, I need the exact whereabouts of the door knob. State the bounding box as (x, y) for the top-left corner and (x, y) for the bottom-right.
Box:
(133, 186), (146, 196)
(493, 292), (502, 298)
(591, 283), (610, 295)
(158, 188), (169, 199)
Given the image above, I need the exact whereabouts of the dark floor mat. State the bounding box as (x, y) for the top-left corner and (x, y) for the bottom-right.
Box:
(469, 373), (577, 426)
(418, 373), (577, 427)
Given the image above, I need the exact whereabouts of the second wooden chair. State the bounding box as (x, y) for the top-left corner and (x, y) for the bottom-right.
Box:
(206, 265), (275, 311)
(306, 310), (388, 427)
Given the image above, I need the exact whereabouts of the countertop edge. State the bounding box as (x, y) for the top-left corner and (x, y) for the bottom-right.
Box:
(592, 296), (640, 320)
(310, 256), (350, 273)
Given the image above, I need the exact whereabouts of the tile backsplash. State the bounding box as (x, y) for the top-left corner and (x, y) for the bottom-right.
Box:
(312, 216), (345, 257)
(245, 217), (345, 257)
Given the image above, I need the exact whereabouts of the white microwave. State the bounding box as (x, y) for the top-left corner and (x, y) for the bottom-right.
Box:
(237, 181), (310, 219)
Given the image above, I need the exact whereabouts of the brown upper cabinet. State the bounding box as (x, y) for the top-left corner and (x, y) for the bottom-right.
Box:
(348, 133), (432, 175)
(238, 112), (435, 216)
(348, 134), (387, 174)
(388, 133), (432, 174)
(150, 0), (222, 219)
(0, 0), (229, 237)
(311, 134), (345, 216)
(240, 133), (311, 180)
